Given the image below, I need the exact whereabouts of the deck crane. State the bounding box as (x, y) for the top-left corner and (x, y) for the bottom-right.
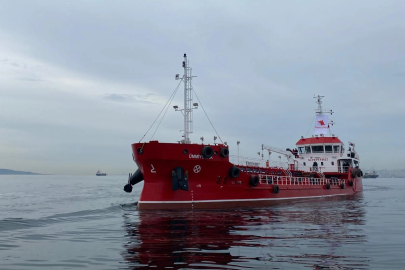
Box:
(261, 144), (295, 160)
(262, 144), (301, 166)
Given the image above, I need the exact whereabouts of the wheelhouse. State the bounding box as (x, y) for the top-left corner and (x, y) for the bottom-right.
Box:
(295, 135), (359, 173)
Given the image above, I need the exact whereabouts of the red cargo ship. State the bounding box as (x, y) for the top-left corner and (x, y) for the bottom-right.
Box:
(124, 54), (363, 210)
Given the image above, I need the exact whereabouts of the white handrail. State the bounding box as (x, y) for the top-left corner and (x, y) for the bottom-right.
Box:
(258, 175), (345, 186)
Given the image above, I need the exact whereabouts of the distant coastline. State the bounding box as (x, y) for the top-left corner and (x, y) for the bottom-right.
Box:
(375, 169), (405, 178)
(0, 169), (40, 175)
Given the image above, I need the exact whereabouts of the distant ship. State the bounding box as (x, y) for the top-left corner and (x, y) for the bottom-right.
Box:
(363, 170), (378, 178)
(96, 170), (107, 176)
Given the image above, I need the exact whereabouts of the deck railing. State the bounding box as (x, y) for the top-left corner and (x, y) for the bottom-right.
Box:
(258, 175), (345, 186)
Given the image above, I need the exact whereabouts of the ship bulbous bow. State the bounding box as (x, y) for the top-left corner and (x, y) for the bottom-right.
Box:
(124, 169), (143, 193)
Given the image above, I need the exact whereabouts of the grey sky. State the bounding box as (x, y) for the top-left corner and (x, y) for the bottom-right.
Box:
(0, 0), (404, 174)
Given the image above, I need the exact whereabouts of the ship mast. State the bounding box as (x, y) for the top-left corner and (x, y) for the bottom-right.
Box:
(315, 95), (324, 114)
(175, 54), (198, 144)
(314, 95), (333, 115)
(313, 95), (334, 135)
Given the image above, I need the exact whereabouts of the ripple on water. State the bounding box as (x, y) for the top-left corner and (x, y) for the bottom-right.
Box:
(1, 176), (405, 269)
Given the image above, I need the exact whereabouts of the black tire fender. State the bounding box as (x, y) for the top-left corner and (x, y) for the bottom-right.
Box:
(249, 175), (259, 187)
(220, 148), (229, 157)
(273, 185), (280, 194)
(229, 166), (240, 178)
(351, 169), (357, 178)
(326, 182), (331, 190)
(201, 146), (213, 158)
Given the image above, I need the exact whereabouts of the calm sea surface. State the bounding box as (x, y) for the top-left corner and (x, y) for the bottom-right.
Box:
(0, 176), (404, 269)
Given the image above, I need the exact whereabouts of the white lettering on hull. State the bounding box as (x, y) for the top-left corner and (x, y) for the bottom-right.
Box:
(151, 164), (156, 173)
(189, 154), (213, 159)
(308, 158), (328, 162)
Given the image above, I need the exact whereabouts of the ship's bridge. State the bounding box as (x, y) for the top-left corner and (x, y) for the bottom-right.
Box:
(296, 136), (343, 155)
(294, 135), (359, 173)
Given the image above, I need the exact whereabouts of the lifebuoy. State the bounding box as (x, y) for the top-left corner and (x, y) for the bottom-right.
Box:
(249, 175), (259, 187)
(220, 148), (229, 157)
(201, 146), (213, 158)
(326, 182), (331, 190)
(229, 166), (240, 178)
(273, 185), (280, 194)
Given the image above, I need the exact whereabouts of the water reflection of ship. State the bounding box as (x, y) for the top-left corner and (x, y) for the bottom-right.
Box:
(121, 195), (368, 269)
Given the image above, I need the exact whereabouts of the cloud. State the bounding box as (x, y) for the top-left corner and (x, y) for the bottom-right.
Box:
(0, 0), (404, 173)
(104, 93), (157, 104)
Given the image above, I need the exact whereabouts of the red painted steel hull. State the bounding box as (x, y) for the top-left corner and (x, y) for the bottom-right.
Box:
(132, 141), (363, 210)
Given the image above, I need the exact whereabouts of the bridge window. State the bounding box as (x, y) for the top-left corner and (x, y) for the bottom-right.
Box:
(325, 145), (332, 153)
(333, 145), (340, 153)
(331, 161), (334, 165)
(321, 162), (324, 166)
(305, 146), (311, 154)
(298, 147), (305, 154)
(311, 145), (324, 153)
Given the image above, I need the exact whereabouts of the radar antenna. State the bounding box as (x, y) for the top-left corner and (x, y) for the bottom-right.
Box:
(314, 95), (334, 115)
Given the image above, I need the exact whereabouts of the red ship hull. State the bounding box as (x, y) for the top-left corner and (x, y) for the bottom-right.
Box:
(131, 141), (363, 210)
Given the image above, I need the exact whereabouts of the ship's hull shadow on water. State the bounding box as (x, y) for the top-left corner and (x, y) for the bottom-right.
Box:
(121, 194), (368, 270)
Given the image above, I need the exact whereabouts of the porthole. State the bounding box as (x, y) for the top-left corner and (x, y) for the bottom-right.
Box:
(331, 161), (334, 165)
(214, 151), (218, 155)
(183, 149), (188, 154)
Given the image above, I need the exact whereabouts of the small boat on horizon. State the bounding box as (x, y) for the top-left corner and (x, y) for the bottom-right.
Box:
(96, 170), (107, 176)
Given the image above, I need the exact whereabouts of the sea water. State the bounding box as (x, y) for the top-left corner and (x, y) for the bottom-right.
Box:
(0, 175), (404, 269)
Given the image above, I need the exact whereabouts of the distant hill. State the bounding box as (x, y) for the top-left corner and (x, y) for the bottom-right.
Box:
(0, 169), (40, 175)
(376, 169), (405, 178)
